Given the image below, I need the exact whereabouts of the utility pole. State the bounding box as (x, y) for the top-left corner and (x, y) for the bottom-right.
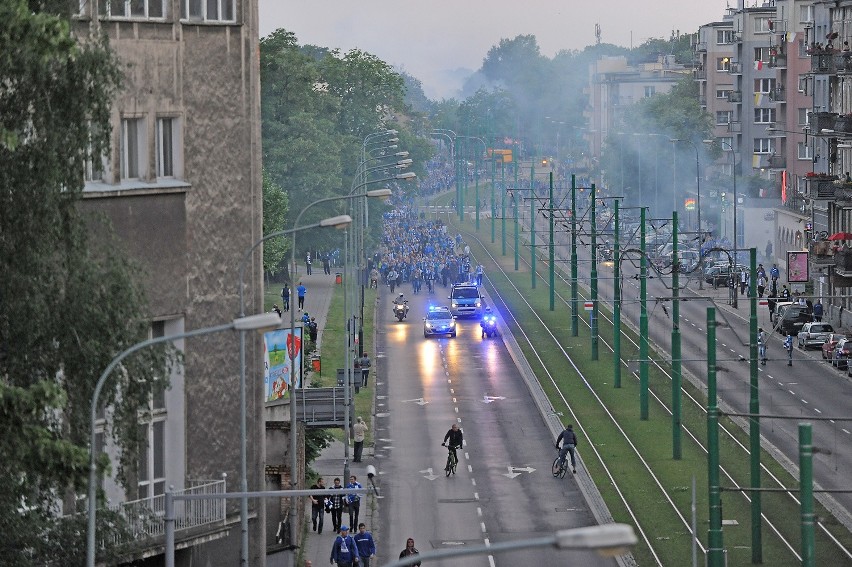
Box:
(490, 157), (496, 243)
(501, 160), (506, 255)
(474, 151), (480, 231)
(706, 307), (724, 567)
(613, 200), (622, 387)
(514, 166), (519, 270)
(530, 161), (536, 288)
(799, 423), (815, 567)
(549, 172), (555, 311)
(640, 207), (649, 420)
(672, 211), (682, 459)
(591, 183), (599, 359)
(571, 174), (579, 335)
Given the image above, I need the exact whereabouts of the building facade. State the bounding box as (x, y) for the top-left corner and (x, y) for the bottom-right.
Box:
(74, 0), (266, 564)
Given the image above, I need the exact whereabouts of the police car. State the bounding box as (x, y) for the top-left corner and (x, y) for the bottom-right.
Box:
(423, 306), (457, 338)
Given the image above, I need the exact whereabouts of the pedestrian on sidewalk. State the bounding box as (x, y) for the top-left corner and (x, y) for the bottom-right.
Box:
(309, 477), (327, 534)
(305, 251), (312, 275)
(329, 525), (359, 567)
(758, 328), (768, 365)
(353, 524), (376, 567)
(297, 281), (307, 310)
(322, 253), (331, 275)
(359, 353), (371, 387)
(784, 332), (794, 366)
(398, 538), (420, 566)
(330, 478), (345, 533)
(813, 299), (824, 322)
(345, 475), (362, 529)
(353, 417), (368, 462)
(281, 284), (290, 312)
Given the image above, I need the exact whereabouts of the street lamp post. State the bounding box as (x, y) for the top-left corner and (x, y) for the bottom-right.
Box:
(85, 313), (283, 567)
(671, 138), (703, 290)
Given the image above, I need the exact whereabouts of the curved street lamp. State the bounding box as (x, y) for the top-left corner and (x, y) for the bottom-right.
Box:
(86, 313), (282, 567)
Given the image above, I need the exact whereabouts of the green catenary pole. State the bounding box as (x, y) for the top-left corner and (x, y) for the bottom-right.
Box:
(707, 306), (724, 567)
(474, 152), (480, 231)
(799, 423), (815, 567)
(490, 157), (496, 243)
(514, 164), (519, 270)
(613, 200), (622, 387)
(571, 174), (578, 336)
(549, 172), (555, 311)
(672, 211), (682, 459)
(530, 161), (536, 288)
(501, 160), (506, 255)
(640, 207), (649, 420)
(748, 247), (762, 563)
(590, 183), (598, 359)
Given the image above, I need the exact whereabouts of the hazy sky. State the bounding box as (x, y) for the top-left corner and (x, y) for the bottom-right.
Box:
(259, 0), (733, 100)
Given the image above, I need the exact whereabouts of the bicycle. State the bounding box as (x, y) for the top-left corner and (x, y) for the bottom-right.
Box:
(443, 443), (459, 476)
(552, 447), (568, 479)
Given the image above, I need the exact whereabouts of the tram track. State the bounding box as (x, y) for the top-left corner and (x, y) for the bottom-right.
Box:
(448, 216), (850, 563)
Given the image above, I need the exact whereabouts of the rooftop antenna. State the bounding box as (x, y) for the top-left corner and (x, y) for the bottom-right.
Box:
(595, 23), (601, 45)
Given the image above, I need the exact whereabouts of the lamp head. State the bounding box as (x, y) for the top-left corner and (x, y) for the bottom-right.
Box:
(366, 465), (376, 479)
(396, 172), (417, 180)
(318, 214), (352, 229)
(366, 188), (392, 200)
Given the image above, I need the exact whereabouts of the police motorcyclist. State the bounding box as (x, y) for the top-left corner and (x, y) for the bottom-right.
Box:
(480, 307), (497, 337)
(393, 292), (409, 315)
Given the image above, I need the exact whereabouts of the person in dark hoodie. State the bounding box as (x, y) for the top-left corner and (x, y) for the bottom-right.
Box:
(556, 424), (579, 474)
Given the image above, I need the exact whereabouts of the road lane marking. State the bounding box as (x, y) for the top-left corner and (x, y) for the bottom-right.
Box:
(481, 522), (487, 533)
(471, 478), (476, 486)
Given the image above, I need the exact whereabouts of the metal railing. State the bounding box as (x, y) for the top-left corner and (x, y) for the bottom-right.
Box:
(110, 478), (227, 543)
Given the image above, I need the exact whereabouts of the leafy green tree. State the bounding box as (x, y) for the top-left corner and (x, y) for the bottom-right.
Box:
(1, 1), (172, 563)
(262, 169), (289, 275)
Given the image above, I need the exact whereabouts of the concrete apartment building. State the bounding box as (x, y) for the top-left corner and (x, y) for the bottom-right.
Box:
(696, 0), (814, 269)
(74, 0), (268, 564)
(585, 54), (691, 167)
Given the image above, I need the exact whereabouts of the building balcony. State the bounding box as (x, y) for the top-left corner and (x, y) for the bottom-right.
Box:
(805, 175), (845, 199)
(769, 54), (787, 68)
(107, 479), (227, 546)
(834, 53), (852, 73)
(810, 52), (836, 74)
(727, 90), (743, 103)
(728, 62), (743, 75)
(728, 121), (742, 133)
(693, 41), (707, 52)
(769, 87), (786, 102)
(834, 115), (852, 134)
(810, 241), (838, 265)
(766, 154), (786, 168)
(834, 249), (852, 276)
(811, 112), (839, 133)
(695, 69), (707, 80)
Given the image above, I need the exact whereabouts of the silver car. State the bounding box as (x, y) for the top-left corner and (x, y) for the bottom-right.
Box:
(797, 322), (835, 349)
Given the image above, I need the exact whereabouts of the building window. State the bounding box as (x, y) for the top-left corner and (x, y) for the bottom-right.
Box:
(156, 117), (179, 178)
(754, 47), (771, 62)
(181, 0), (235, 22)
(798, 108), (810, 126)
(798, 142), (813, 160)
(716, 88), (732, 99)
(643, 86), (656, 98)
(716, 57), (731, 72)
(716, 111), (732, 125)
(100, 0), (166, 19)
(798, 75), (808, 93)
(717, 29), (735, 44)
(754, 138), (774, 154)
(719, 137), (734, 150)
(754, 17), (772, 33)
(799, 4), (814, 23)
(120, 117), (146, 181)
(137, 420), (166, 499)
(754, 108), (776, 123)
(754, 78), (776, 93)
(798, 39), (809, 58)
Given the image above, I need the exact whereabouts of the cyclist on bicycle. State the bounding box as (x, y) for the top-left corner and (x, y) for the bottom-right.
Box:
(442, 424), (463, 471)
(555, 424), (578, 474)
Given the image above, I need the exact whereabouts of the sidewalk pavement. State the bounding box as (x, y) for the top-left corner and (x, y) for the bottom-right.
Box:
(268, 267), (379, 567)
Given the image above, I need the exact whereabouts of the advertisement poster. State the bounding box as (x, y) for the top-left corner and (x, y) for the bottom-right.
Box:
(787, 251), (810, 283)
(264, 326), (302, 402)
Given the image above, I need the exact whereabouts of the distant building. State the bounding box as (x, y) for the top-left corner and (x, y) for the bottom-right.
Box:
(74, 1), (267, 564)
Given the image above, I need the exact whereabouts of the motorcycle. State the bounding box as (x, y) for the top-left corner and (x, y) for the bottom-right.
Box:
(480, 314), (498, 338)
(393, 301), (409, 322)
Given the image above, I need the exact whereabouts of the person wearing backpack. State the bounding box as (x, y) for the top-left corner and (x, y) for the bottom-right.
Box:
(330, 525), (360, 567)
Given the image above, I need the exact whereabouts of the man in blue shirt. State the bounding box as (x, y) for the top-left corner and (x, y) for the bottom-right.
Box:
(345, 475), (362, 529)
(297, 282), (307, 310)
(330, 525), (359, 567)
(353, 523), (376, 567)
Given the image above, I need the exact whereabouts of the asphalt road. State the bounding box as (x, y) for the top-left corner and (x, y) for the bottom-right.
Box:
(373, 286), (617, 566)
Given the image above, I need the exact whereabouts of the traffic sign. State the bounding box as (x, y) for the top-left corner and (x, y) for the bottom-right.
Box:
(584, 301), (594, 311)
(759, 299), (768, 306)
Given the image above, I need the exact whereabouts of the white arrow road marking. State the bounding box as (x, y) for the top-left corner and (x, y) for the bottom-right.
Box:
(441, 541), (466, 546)
(402, 397), (429, 405)
(482, 395), (506, 403)
(420, 467), (438, 481)
(503, 465), (536, 478)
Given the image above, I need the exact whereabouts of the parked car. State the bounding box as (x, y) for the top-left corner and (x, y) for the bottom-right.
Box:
(833, 338), (852, 369)
(797, 322), (835, 349)
(771, 302), (794, 326)
(778, 305), (812, 335)
(822, 333), (847, 360)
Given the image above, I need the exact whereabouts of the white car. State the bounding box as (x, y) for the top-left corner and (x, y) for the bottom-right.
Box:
(424, 306), (457, 338)
(797, 322), (834, 349)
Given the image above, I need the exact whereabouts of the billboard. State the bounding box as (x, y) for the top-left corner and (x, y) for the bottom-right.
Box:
(264, 326), (303, 402)
(787, 251), (809, 283)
